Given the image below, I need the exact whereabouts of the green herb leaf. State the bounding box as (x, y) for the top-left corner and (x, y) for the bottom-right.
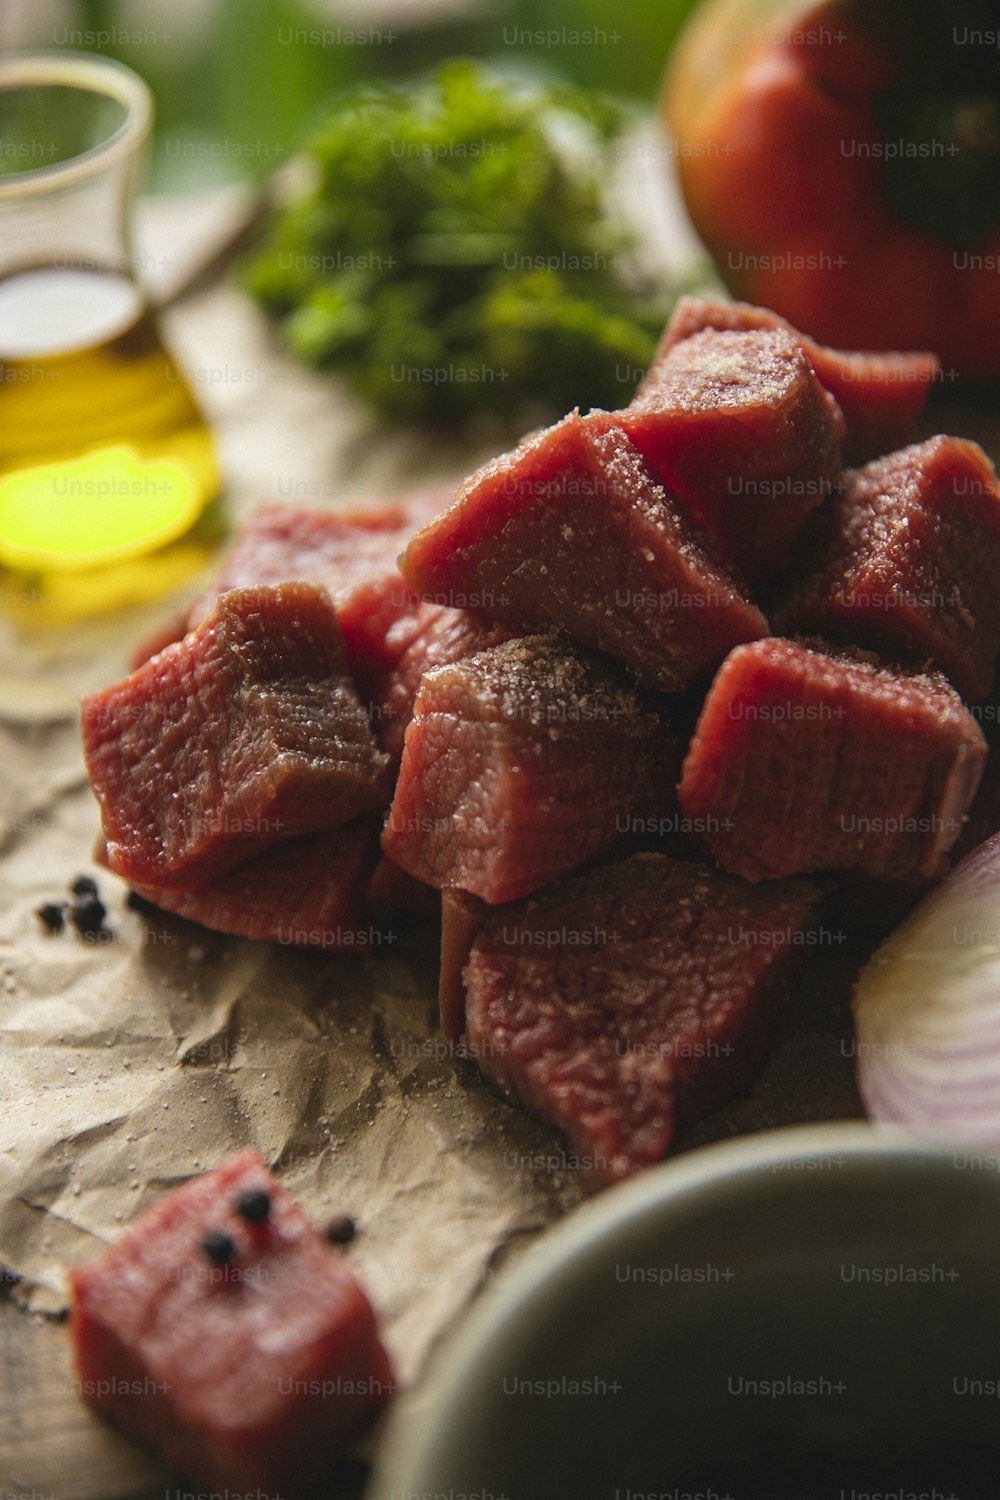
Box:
(243, 59), (674, 428)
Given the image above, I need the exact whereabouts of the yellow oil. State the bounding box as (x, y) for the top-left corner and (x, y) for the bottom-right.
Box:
(0, 266), (223, 623)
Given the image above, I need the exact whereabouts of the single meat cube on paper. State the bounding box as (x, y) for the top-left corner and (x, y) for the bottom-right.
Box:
(463, 853), (822, 1184)
(69, 1149), (394, 1497)
(679, 638), (986, 882)
(83, 583), (390, 889)
(382, 635), (682, 904)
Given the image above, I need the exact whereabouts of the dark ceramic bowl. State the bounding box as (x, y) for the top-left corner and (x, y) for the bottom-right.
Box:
(369, 1124), (1000, 1500)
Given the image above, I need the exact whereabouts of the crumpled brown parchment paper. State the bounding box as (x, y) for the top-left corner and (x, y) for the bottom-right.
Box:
(4, 159), (995, 1402)
(0, 190), (584, 1388)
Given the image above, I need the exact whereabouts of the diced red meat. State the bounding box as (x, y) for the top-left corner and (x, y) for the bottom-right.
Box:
(382, 636), (682, 904)
(954, 758), (1000, 860)
(603, 327), (844, 583)
(367, 854), (441, 925)
(69, 1150), (393, 1496)
(401, 416), (768, 692)
(174, 490), (520, 757)
(83, 584), (390, 890)
(187, 489), (450, 675)
(128, 609), (190, 671)
(951, 684), (1000, 860)
(362, 602), (516, 764)
(186, 500), (407, 624)
(125, 819), (383, 948)
(775, 437), (1000, 701)
(649, 296), (940, 464)
(463, 853), (821, 1184)
(678, 638), (986, 882)
(440, 888), (489, 1043)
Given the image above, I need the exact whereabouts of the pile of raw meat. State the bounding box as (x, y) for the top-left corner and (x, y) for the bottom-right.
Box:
(82, 297), (1000, 1185)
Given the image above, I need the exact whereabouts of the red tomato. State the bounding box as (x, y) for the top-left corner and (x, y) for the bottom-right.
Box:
(664, 0), (1000, 377)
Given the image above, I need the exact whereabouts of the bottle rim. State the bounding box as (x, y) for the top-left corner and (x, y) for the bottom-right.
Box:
(0, 51), (153, 201)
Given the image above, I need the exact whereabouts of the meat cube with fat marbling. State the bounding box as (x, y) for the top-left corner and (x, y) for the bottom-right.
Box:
(82, 583), (391, 890)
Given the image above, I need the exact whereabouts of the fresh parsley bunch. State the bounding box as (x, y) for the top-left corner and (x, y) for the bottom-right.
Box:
(245, 60), (671, 427)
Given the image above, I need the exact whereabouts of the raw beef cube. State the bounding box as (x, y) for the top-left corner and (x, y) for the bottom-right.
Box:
(367, 854), (441, 924)
(951, 679), (1000, 861)
(128, 609), (190, 671)
(124, 819), (384, 949)
(362, 601), (516, 763)
(649, 296), (940, 463)
(463, 853), (821, 1183)
(440, 887), (489, 1043)
(679, 638), (986, 882)
(606, 327), (844, 583)
(776, 438), (1000, 701)
(83, 583), (391, 890)
(401, 416), (768, 692)
(382, 636), (682, 904)
(187, 489), (450, 675)
(69, 1150), (393, 1496)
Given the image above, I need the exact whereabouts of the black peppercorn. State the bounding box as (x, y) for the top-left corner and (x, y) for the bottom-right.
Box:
(71, 875), (99, 900)
(326, 1214), (357, 1246)
(36, 902), (66, 934)
(236, 1187), (271, 1222)
(70, 895), (107, 937)
(201, 1230), (236, 1265)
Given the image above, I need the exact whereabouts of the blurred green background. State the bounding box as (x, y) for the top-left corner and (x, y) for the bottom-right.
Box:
(1, 0), (699, 190)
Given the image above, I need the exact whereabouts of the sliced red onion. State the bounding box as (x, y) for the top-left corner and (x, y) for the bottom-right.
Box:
(854, 833), (1000, 1144)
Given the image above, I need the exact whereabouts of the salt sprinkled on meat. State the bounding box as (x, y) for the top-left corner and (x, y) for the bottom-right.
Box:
(382, 635), (682, 903)
(401, 413), (768, 691)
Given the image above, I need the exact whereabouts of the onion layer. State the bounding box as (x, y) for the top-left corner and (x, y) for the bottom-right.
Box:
(854, 833), (1000, 1144)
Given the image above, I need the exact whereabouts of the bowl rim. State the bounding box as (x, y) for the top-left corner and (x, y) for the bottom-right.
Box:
(368, 1121), (998, 1497)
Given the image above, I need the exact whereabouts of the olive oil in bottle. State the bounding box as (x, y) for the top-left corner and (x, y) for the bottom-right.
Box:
(0, 265), (222, 623)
